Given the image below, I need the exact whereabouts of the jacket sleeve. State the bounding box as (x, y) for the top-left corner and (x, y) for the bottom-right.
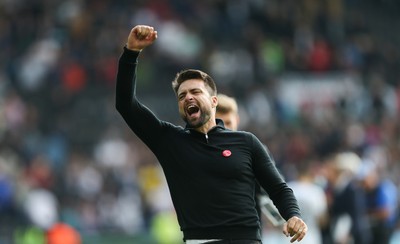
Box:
(250, 134), (302, 221)
(115, 47), (164, 145)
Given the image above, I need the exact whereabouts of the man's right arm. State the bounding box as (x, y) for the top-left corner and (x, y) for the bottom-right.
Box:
(115, 25), (162, 141)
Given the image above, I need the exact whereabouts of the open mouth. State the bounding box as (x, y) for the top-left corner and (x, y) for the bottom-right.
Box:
(186, 104), (200, 116)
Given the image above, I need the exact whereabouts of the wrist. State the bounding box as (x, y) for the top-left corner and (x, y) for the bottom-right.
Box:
(125, 44), (142, 52)
(124, 45), (141, 53)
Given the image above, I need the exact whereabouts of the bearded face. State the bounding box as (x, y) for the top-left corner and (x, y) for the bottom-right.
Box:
(177, 79), (217, 128)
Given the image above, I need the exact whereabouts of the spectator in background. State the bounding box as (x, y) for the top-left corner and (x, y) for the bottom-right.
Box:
(46, 222), (81, 244)
(215, 94), (240, 132)
(322, 152), (371, 244)
(358, 159), (399, 244)
(287, 159), (328, 244)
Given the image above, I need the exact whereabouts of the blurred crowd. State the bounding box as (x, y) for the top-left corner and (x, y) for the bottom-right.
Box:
(1, 0), (400, 243)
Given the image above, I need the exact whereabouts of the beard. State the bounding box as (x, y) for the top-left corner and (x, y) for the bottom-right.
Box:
(181, 106), (212, 129)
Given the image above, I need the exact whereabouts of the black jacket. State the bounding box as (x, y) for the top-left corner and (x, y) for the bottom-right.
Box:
(115, 47), (301, 241)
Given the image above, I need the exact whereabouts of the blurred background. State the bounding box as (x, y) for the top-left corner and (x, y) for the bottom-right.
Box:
(1, 0), (400, 243)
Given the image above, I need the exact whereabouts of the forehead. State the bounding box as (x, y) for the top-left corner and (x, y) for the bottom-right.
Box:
(177, 79), (207, 94)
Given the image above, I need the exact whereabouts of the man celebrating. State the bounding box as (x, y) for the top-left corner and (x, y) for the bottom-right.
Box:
(115, 25), (307, 243)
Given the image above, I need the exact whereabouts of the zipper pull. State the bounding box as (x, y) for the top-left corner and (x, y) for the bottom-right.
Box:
(205, 134), (209, 143)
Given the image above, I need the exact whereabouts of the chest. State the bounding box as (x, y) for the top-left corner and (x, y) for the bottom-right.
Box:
(165, 132), (254, 179)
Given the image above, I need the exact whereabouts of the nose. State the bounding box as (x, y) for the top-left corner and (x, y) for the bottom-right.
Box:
(185, 93), (194, 101)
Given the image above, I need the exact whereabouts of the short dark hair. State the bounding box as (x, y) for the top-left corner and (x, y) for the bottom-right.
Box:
(172, 69), (217, 96)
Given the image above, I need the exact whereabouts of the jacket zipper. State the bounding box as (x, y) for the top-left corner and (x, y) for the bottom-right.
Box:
(205, 134), (209, 143)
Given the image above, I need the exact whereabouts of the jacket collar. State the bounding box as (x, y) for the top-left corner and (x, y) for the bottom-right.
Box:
(185, 119), (225, 133)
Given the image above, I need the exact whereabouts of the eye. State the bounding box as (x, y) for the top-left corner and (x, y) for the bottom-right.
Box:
(192, 89), (202, 94)
(178, 93), (185, 100)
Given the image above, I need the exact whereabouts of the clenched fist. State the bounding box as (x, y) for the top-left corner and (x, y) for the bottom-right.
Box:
(126, 25), (158, 52)
(283, 216), (308, 243)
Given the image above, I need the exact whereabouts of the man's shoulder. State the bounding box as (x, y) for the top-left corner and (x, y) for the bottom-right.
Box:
(236, 130), (260, 141)
(162, 121), (186, 133)
(220, 130), (261, 144)
(220, 129), (252, 136)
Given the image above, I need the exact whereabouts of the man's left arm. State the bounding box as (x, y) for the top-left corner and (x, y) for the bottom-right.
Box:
(250, 134), (307, 242)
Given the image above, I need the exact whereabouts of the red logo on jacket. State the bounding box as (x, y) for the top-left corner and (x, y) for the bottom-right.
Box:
(222, 150), (232, 157)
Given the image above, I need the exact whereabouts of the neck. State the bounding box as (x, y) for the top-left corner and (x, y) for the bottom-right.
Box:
(194, 116), (217, 134)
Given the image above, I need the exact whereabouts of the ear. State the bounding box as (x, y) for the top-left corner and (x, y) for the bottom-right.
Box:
(211, 95), (218, 108)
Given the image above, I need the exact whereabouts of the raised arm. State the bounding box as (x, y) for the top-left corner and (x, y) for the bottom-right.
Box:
(115, 25), (163, 143)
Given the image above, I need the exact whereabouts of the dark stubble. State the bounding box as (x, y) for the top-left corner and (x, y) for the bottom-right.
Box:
(182, 106), (212, 129)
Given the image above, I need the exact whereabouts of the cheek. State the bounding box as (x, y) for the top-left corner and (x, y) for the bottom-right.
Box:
(178, 109), (184, 116)
(178, 99), (185, 108)
(198, 99), (209, 111)
(177, 102), (185, 114)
